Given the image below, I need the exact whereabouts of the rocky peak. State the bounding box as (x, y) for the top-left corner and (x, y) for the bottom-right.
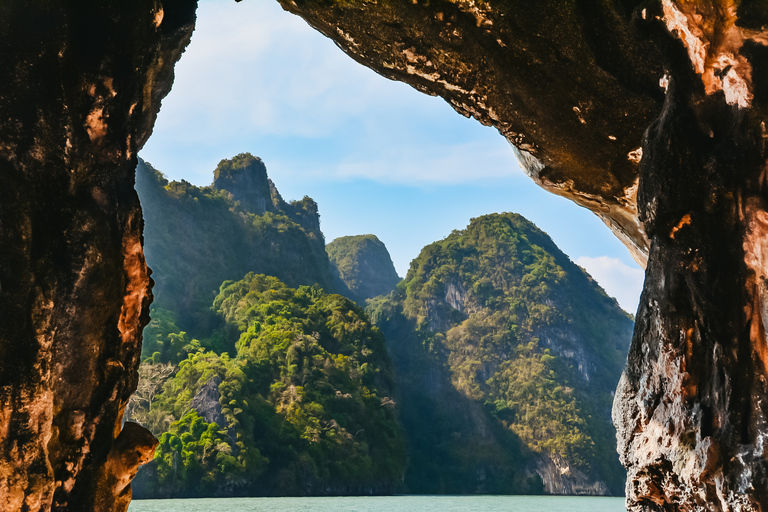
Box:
(212, 153), (273, 214)
(327, 234), (401, 304)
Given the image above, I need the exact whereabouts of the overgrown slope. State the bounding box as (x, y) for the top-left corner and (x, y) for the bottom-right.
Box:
(136, 154), (335, 362)
(131, 274), (406, 497)
(368, 213), (633, 495)
(326, 234), (401, 304)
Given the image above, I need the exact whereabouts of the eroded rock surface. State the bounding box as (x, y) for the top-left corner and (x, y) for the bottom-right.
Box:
(613, 3), (768, 509)
(273, 0), (768, 509)
(0, 2), (195, 510)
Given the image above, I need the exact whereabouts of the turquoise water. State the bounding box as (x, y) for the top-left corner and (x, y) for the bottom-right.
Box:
(129, 495), (626, 512)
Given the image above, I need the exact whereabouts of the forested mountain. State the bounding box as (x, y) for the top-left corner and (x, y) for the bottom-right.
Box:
(326, 235), (401, 304)
(136, 154), (335, 363)
(130, 274), (405, 498)
(368, 213), (633, 495)
(133, 155), (632, 497)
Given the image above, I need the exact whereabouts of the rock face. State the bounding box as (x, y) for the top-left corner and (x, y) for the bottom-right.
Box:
(136, 155), (335, 350)
(211, 153), (323, 238)
(612, 3), (768, 509)
(326, 235), (401, 304)
(212, 154), (275, 215)
(534, 454), (609, 496)
(275, 1), (768, 509)
(189, 376), (226, 428)
(0, 1), (195, 510)
(369, 213), (633, 495)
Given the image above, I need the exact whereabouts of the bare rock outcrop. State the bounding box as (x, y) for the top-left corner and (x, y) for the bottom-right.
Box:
(534, 454), (609, 496)
(189, 376), (226, 428)
(0, 1), (195, 510)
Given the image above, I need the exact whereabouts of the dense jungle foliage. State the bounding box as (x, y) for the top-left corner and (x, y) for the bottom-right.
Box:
(133, 155), (633, 496)
(368, 213), (633, 494)
(326, 235), (401, 305)
(136, 155), (336, 362)
(131, 274), (406, 498)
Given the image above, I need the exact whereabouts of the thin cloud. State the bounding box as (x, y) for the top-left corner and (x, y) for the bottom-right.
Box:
(149, 0), (410, 140)
(575, 256), (644, 315)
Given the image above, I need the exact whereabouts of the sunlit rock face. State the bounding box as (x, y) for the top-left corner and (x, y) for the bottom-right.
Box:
(275, 0), (768, 510)
(614, 3), (768, 509)
(0, 2), (195, 510)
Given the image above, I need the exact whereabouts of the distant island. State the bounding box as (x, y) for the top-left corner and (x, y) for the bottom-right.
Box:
(129, 154), (632, 498)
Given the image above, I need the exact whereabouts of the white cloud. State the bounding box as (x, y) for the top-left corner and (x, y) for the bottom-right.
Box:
(575, 256), (645, 314)
(152, 0), (411, 140)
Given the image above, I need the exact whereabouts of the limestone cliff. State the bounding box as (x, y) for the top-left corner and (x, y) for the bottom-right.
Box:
(136, 155), (334, 357)
(369, 213), (633, 495)
(326, 234), (401, 304)
(0, 1), (195, 510)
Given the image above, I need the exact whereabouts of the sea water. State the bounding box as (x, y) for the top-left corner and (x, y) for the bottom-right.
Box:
(128, 495), (626, 512)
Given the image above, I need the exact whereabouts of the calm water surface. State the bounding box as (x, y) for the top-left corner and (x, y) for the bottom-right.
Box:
(128, 495), (626, 512)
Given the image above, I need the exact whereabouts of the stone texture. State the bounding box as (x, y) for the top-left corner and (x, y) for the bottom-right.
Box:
(612, 3), (768, 509)
(0, 1), (195, 510)
(272, 0), (768, 509)
(189, 376), (227, 428)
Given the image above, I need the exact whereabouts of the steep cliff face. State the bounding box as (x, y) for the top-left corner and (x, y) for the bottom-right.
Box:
(612, 3), (768, 510)
(0, 1), (195, 510)
(212, 154), (275, 215)
(369, 213), (633, 495)
(326, 234), (401, 304)
(136, 155), (334, 356)
(534, 454), (609, 496)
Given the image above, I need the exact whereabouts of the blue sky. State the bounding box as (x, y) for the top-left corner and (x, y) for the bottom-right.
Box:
(139, 0), (644, 313)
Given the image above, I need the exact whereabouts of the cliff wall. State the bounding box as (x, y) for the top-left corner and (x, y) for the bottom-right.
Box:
(0, 1), (195, 510)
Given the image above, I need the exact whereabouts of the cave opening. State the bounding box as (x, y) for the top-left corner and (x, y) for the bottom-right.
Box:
(5, 1), (768, 511)
(137, 0), (643, 314)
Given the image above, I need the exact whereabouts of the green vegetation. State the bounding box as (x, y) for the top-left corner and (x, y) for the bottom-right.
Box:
(136, 155), (335, 363)
(151, 410), (267, 495)
(134, 155), (631, 496)
(326, 234), (401, 305)
(132, 274), (406, 498)
(368, 213), (633, 494)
